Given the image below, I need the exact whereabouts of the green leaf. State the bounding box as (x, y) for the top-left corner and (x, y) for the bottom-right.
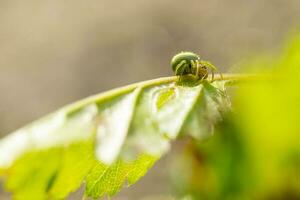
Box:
(182, 81), (230, 140)
(85, 154), (157, 198)
(127, 154), (158, 185)
(48, 141), (95, 199)
(95, 88), (141, 164)
(0, 76), (230, 199)
(121, 82), (204, 160)
(5, 148), (62, 200)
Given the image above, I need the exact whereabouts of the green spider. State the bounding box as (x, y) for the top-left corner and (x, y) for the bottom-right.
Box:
(171, 51), (221, 81)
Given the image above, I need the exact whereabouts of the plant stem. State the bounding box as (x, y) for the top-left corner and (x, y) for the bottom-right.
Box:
(63, 73), (263, 115)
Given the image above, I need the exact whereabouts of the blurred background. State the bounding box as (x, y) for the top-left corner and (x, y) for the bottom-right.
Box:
(1, 0), (300, 199)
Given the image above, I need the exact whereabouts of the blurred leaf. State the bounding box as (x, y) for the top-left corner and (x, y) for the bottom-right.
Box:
(233, 34), (300, 198)
(170, 34), (300, 200)
(0, 77), (230, 199)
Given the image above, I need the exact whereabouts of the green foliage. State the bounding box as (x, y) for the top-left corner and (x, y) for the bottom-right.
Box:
(0, 76), (229, 199)
(48, 142), (95, 199)
(85, 154), (157, 198)
(171, 34), (300, 199)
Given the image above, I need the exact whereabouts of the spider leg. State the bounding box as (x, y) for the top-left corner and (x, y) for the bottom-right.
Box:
(195, 60), (200, 79)
(179, 68), (185, 82)
(199, 72), (206, 82)
(175, 60), (188, 82)
(211, 70), (215, 82)
(190, 60), (198, 79)
(179, 65), (188, 82)
(200, 60), (223, 81)
(175, 60), (187, 76)
(199, 60), (217, 70)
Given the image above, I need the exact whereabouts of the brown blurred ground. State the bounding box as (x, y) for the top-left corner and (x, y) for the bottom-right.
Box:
(0, 0), (300, 199)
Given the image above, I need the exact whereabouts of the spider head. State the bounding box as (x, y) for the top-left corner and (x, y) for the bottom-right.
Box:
(171, 52), (200, 75)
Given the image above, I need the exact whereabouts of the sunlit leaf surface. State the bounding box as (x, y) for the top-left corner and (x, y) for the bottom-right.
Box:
(0, 77), (230, 199)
